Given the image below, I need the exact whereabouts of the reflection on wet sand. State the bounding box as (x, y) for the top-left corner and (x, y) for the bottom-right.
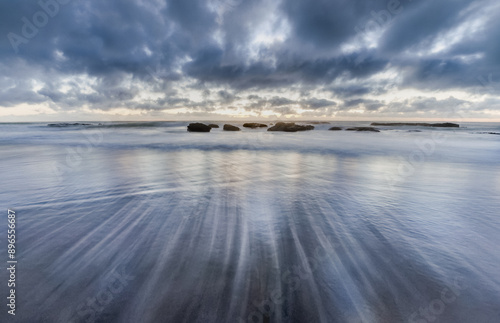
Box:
(3, 147), (498, 323)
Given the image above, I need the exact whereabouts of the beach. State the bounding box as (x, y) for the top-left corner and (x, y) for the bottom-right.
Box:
(0, 121), (499, 322)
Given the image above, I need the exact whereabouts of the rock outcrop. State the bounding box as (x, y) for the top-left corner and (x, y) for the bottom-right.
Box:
(371, 122), (459, 128)
(48, 123), (92, 127)
(267, 122), (314, 132)
(477, 132), (500, 135)
(187, 123), (211, 132)
(223, 124), (241, 131)
(243, 123), (268, 128)
(346, 127), (380, 132)
(328, 127), (342, 131)
(208, 124), (219, 128)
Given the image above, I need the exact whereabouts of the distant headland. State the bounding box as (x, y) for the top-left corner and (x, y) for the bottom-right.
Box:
(370, 122), (459, 127)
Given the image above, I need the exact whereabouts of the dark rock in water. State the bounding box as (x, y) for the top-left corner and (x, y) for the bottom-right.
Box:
(371, 122), (459, 128)
(267, 122), (289, 131)
(223, 124), (240, 131)
(48, 123), (92, 127)
(187, 123), (211, 132)
(310, 121), (331, 124)
(346, 127), (380, 132)
(243, 123), (267, 128)
(208, 124), (219, 128)
(431, 123), (460, 127)
(477, 132), (500, 135)
(268, 122), (314, 132)
(328, 127), (342, 131)
(408, 130), (422, 132)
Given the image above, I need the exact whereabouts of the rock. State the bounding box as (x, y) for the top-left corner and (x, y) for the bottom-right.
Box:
(267, 122), (315, 132)
(346, 127), (380, 132)
(477, 132), (500, 135)
(187, 123), (211, 132)
(328, 127), (343, 131)
(243, 123), (268, 128)
(208, 124), (219, 128)
(431, 123), (460, 128)
(371, 122), (459, 128)
(47, 123), (92, 127)
(267, 122), (290, 131)
(223, 124), (240, 131)
(310, 121), (331, 124)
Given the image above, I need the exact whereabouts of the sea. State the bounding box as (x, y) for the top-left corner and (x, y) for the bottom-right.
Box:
(0, 121), (499, 322)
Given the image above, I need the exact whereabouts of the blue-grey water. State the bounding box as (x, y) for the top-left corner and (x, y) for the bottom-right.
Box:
(0, 122), (499, 322)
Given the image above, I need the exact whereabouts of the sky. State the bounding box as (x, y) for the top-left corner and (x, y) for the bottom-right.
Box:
(1, 0), (500, 121)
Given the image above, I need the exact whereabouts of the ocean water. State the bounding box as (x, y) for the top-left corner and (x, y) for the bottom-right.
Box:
(0, 121), (499, 323)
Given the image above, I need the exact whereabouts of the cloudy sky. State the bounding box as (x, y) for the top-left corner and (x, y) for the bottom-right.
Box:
(1, 0), (499, 121)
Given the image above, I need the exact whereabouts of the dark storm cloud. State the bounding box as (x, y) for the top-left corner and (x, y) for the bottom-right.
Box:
(280, 0), (389, 49)
(342, 98), (383, 111)
(218, 90), (238, 103)
(0, 0), (498, 117)
(300, 98), (336, 109)
(379, 0), (472, 54)
(269, 97), (295, 106)
(329, 85), (372, 98)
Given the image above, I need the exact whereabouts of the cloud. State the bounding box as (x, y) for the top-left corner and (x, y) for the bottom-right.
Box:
(0, 0), (499, 119)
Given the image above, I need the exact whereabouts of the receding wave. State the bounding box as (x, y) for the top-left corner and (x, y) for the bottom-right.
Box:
(2, 145), (499, 323)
